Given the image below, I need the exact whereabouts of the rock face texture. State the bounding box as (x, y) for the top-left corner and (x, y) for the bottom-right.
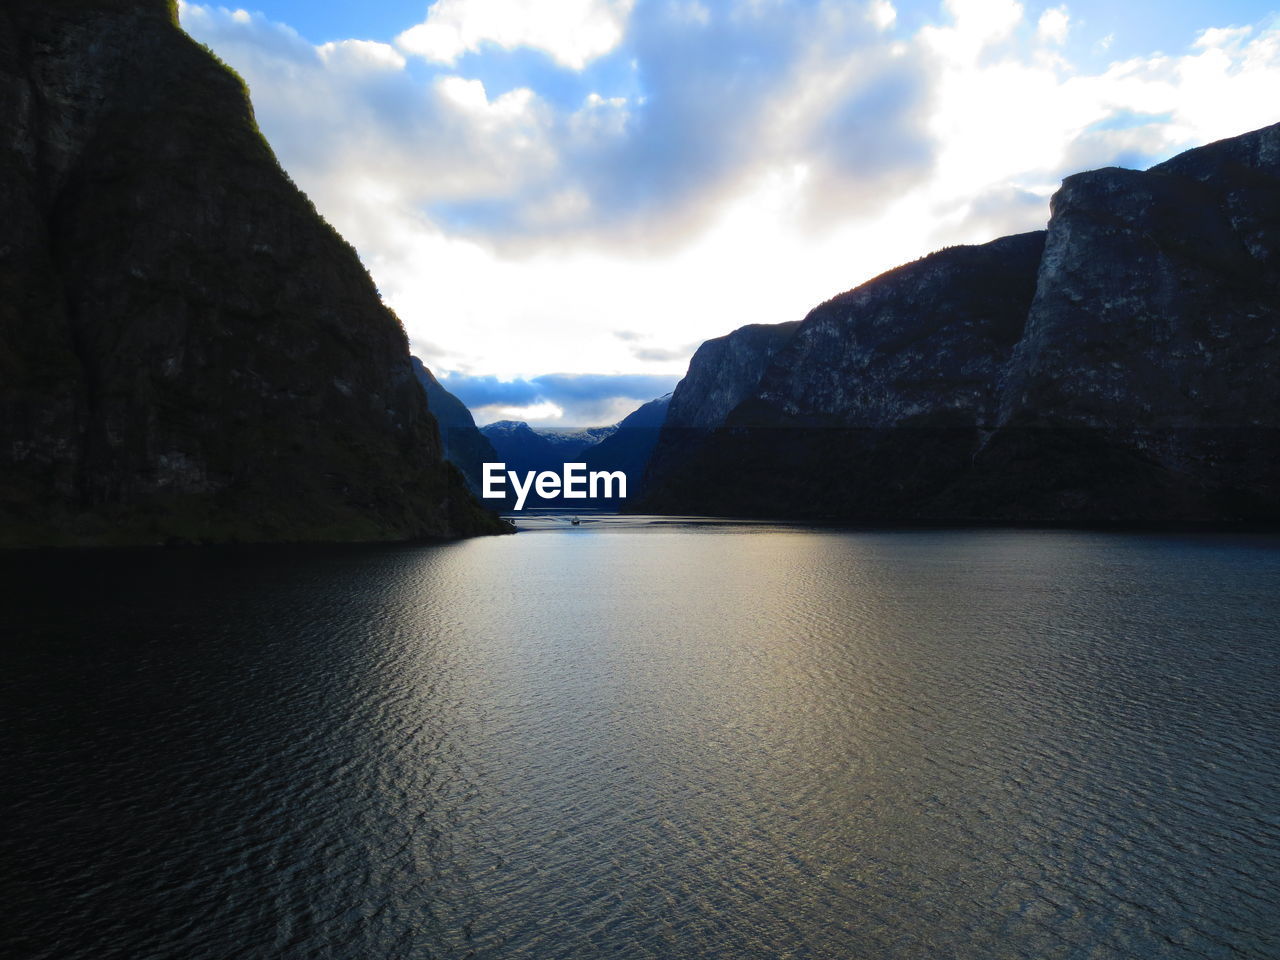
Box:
(662, 324), (802, 431)
(985, 129), (1280, 521)
(640, 123), (1280, 525)
(0, 0), (503, 545)
(640, 323), (800, 510)
(411, 358), (499, 498)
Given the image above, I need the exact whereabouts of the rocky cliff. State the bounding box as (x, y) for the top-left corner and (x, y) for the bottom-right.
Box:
(411, 358), (499, 497)
(982, 127), (1280, 521)
(640, 323), (800, 512)
(639, 123), (1280, 525)
(0, 0), (504, 545)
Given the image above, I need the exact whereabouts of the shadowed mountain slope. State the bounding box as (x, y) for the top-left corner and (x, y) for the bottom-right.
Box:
(639, 123), (1280, 525)
(0, 0), (504, 545)
(411, 358), (499, 497)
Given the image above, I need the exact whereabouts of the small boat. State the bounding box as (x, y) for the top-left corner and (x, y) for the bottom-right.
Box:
(571, 517), (581, 525)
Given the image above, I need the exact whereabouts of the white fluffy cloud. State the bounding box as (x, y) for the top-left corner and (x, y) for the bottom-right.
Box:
(396, 0), (635, 69)
(1036, 6), (1069, 45)
(870, 1), (898, 30)
(317, 39), (406, 72)
(177, 1), (1280, 417)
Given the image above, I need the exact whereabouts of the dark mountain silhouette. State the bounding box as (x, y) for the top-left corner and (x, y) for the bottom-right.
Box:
(581, 394), (671, 501)
(480, 401), (674, 508)
(480, 421), (615, 474)
(411, 358), (499, 497)
(638, 123), (1280, 526)
(0, 0), (504, 545)
(478, 421), (613, 507)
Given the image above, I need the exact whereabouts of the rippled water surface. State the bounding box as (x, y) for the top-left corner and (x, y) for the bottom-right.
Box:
(3, 522), (1279, 959)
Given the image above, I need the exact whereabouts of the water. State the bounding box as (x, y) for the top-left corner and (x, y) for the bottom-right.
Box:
(3, 522), (1278, 959)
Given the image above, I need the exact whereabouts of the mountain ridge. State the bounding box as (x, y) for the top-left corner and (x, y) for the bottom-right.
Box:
(637, 122), (1280, 525)
(478, 400), (669, 508)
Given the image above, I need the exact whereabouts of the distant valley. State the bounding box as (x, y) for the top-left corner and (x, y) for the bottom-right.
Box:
(470, 397), (670, 508)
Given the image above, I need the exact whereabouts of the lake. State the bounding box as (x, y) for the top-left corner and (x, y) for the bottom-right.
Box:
(3, 520), (1278, 959)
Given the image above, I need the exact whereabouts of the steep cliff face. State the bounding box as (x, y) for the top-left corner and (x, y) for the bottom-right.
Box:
(641, 235), (1045, 515)
(663, 323), (802, 430)
(641, 323), (800, 510)
(981, 125), (1280, 520)
(411, 358), (499, 497)
(640, 123), (1280, 524)
(748, 232), (1044, 429)
(0, 0), (503, 545)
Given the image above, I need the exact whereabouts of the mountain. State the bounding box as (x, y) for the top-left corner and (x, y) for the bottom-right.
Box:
(540, 425), (620, 454)
(638, 123), (1280, 526)
(480, 421), (616, 475)
(480, 420), (615, 508)
(480, 409), (675, 508)
(0, 0), (505, 545)
(581, 394), (672, 500)
(640, 322), (801, 509)
(663, 324), (802, 430)
(411, 358), (499, 497)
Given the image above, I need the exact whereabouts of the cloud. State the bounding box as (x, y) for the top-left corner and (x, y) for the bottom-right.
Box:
(870, 1), (897, 31)
(478, 400), (568, 423)
(348, 0), (940, 256)
(436, 371), (681, 425)
(180, 1), (1280, 263)
(935, 183), (1051, 246)
(177, 3), (556, 212)
(317, 39), (406, 72)
(396, 0), (635, 70)
(922, 0), (1023, 61)
(630, 345), (696, 363)
(544, 0), (937, 248)
(178, 1), (1280, 415)
(613, 330), (699, 363)
(169, 1), (939, 260)
(1036, 6), (1069, 46)
(793, 51), (936, 227)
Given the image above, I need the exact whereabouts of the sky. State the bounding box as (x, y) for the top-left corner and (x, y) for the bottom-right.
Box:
(178, 0), (1280, 425)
